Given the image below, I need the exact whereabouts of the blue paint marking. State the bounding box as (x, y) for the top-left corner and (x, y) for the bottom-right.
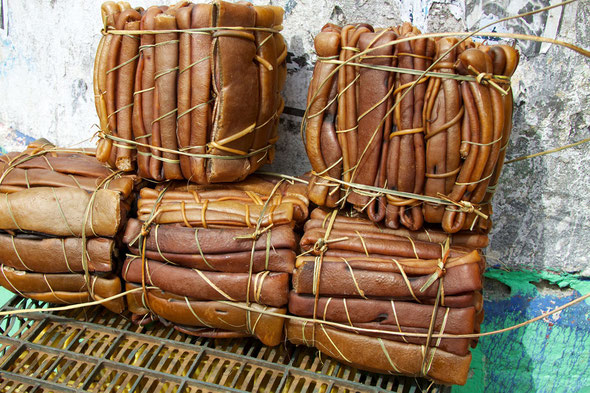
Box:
(0, 128), (36, 153)
(11, 129), (36, 146)
(0, 36), (37, 77)
(0, 37), (17, 77)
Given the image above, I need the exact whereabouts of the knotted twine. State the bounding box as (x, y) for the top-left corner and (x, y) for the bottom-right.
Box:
(0, 145), (126, 305)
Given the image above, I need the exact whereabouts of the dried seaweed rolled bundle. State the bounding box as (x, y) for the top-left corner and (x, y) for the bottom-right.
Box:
(123, 174), (309, 345)
(94, 1), (287, 184)
(303, 22), (519, 234)
(0, 140), (137, 313)
(298, 21), (519, 382)
(287, 208), (485, 385)
(0, 266), (124, 314)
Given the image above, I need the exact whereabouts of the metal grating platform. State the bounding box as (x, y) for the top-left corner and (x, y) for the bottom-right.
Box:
(0, 296), (450, 393)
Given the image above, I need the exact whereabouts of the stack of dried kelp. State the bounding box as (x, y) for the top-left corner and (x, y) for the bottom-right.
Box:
(123, 175), (308, 346)
(0, 140), (138, 313)
(94, 1), (287, 183)
(305, 22), (519, 233)
(0, 3), (525, 385)
(287, 209), (486, 385)
(294, 20), (520, 385)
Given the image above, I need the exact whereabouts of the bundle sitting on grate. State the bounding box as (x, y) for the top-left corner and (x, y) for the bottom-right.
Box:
(94, 1), (287, 183)
(0, 140), (139, 313)
(122, 175), (309, 346)
(286, 208), (485, 385)
(304, 22), (519, 233)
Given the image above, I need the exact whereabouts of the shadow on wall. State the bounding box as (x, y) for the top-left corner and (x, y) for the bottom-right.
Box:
(485, 0), (590, 274)
(263, 114), (311, 176)
(486, 87), (550, 271)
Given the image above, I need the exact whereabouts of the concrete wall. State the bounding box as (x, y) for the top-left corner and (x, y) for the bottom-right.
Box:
(0, 1), (588, 392)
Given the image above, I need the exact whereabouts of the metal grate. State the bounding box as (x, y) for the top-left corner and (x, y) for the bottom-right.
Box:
(0, 296), (450, 393)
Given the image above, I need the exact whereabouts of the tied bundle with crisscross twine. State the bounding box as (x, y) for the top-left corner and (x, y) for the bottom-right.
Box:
(121, 174), (309, 346)
(0, 139), (140, 314)
(94, 0), (287, 183)
(286, 207), (487, 385)
(295, 17), (523, 384)
(303, 21), (519, 234)
(293, 0), (590, 383)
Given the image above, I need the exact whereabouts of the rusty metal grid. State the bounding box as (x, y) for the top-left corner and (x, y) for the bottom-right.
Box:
(0, 296), (450, 393)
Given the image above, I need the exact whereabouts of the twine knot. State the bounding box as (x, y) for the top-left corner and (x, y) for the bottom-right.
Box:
(246, 230), (263, 241)
(457, 200), (488, 220)
(311, 236), (349, 255)
(419, 238), (450, 293)
(419, 258), (448, 293)
(467, 65), (509, 96)
(234, 224), (273, 242)
(140, 224), (151, 238)
(436, 193), (489, 221)
(313, 238), (329, 254)
(436, 259), (447, 276)
(475, 71), (491, 85)
(458, 200), (475, 213)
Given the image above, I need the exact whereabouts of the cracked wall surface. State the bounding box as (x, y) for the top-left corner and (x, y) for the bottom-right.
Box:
(0, 0), (588, 275)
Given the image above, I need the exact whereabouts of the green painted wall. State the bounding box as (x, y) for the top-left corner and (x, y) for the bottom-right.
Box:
(0, 287), (12, 308)
(454, 269), (590, 393)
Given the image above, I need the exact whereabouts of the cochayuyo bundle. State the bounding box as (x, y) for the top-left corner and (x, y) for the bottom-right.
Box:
(291, 21), (519, 385)
(0, 140), (138, 313)
(288, 208), (486, 385)
(94, 0), (287, 183)
(304, 22), (519, 233)
(122, 175), (309, 346)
